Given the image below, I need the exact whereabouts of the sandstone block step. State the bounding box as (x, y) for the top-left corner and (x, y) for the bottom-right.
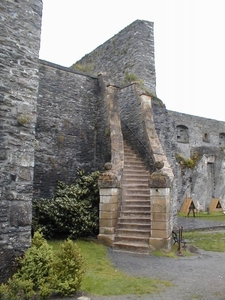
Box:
(113, 241), (149, 254)
(118, 216), (151, 224)
(117, 222), (150, 230)
(121, 205), (150, 211)
(114, 141), (151, 254)
(116, 228), (150, 237)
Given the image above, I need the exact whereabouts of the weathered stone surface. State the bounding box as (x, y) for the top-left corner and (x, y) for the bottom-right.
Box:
(98, 172), (119, 188)
(0, 0), (42, 283)
(10, 203), (32, 227)
(34, 60), (110, 198)
(149, 171), (172, 188)
(73, 20), (156, 94)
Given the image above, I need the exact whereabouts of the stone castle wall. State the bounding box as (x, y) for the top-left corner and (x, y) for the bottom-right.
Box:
(168, 110), (225, 157)
(169, 110), (225, 210)
(72, 20), (156, 94)
(1, 9), (225, 282)
(34, 60), (110, 198)
(0, 0), (42, 282)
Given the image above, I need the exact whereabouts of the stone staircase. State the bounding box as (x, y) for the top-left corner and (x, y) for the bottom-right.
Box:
(113, 142), (151, 253)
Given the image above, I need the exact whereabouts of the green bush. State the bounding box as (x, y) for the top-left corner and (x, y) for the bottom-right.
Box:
(0, 232), (84, 300)
(32, 170), (100, 239)
(52, 239), (84, 296)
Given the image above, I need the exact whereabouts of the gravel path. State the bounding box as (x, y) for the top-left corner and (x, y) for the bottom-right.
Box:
(95, 246), (225, 300)
(57, 218), (225, 300)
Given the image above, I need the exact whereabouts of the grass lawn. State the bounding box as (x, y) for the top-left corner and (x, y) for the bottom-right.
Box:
(177, 211), (225, 252)
(183, 231), (225, 252)
(47, 212), (225, 296)
(48, 239), (172, 296)
(178, 211), (225, 221)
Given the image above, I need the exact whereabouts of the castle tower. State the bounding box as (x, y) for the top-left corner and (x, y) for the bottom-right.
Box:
(72, 20), (156, 94)
(0, 0), (43, 282)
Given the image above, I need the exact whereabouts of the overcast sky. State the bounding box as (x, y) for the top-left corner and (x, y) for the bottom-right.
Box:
(39, 0), (225, 121)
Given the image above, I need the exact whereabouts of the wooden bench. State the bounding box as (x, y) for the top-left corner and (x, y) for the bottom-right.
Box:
(172, 230), (187, 250)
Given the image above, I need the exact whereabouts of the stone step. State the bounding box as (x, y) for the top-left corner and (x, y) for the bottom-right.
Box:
(117, 222), (150, 231)
(119, 211), (150, 218)
(122, 194), (150, 200)
(121, 204), (150, 211)
(124, 164), (147, 170)
(121, 199), (151, 211)
(114, 237), (150, 254)
(116, 228), (150, 237)
(114, 233), (149, 243)
(113, 241), (149, 254)
(122, 189), (150, 196)
(114, 141), (151, 254)
(122, 178), (149, 184)
(123, 183), (149, 188)
(118, 216), (151, 224)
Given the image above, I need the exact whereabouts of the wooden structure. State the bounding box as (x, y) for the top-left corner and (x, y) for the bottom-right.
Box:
(209, 198), (223, 212)
(180, 197), (196, 215)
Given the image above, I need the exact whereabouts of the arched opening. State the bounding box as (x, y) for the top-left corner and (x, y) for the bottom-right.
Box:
(176, 125), (189, 143)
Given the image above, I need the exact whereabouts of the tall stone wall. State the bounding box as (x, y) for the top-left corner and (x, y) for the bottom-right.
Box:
(34, 61), (110, 198)
(169, 110), (225, 210)
(72, 20), (156, 94)
(0, 0), (42, 283)
(168, 111), (225, 157)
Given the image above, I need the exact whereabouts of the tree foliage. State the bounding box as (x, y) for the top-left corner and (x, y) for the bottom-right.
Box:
(33, 170), (100, 239)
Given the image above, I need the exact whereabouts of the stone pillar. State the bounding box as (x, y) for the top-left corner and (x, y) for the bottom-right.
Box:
(149, 162), (173, 251)
(0, 0), (42, 283)
(98, 164), (120, 246)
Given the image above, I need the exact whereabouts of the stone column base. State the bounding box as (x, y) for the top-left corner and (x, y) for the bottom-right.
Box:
(149, 236), (172, 252)
(98, 234), (115, 247)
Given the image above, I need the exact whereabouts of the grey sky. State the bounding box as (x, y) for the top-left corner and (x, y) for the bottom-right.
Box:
(39, 0), (225, 121)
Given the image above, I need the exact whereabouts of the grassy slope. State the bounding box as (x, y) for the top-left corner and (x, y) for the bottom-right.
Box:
(49, 239), (172, 296)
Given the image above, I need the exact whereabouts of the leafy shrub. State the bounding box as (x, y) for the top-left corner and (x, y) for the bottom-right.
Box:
(0, 232), (84, 300)
(33, 170), (100, 239)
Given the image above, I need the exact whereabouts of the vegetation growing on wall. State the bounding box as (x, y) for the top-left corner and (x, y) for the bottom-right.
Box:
(123, 72), (157, 97)
(32, 170), (100, 239)
(123, 72), (138, 84)
(71, 62), (95, 73)
(17, 114), (32, 126)
(175, 152), (200, 169)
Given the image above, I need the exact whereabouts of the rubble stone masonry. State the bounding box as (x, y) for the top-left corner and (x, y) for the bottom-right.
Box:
(0, 0), (42, 282)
